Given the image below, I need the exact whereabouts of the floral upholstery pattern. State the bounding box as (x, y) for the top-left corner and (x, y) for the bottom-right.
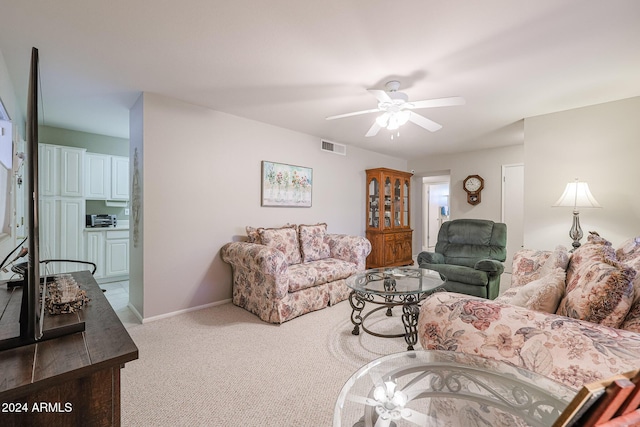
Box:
(298, 223), (330, 262)
(509, 267), (566, 313)
(418, 292), (640, 389)
(259, 225), (302, 265)
(556, 235), (635, 328)
(222, 232), (370, 323)
(419, 239), (640, 390)
(287, 259), (357, 292)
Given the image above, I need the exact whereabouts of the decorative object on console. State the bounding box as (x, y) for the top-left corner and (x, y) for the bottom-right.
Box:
(365, 168), (413, 268)
(261, 161), (312, 207)
(45, 274), (90, 315)
(553, 178), (601, 250)
(463, 174), (484, 205)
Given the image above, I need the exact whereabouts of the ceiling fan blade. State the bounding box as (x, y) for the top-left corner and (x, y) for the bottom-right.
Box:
(367, 89), (393, 104)
(365, 121), (382, 137)
(326, 108), (381, 120)
(408, 96), (466, 109)
(408, 111), (442, 132)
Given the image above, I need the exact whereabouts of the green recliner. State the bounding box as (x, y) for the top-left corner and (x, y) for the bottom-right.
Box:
(417, 219), (507, 300)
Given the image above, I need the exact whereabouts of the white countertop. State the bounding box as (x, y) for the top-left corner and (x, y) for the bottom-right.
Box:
(84, 220), (130, 231)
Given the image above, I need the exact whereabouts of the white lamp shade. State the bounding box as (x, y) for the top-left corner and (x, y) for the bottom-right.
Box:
(553, 180), (601, 209)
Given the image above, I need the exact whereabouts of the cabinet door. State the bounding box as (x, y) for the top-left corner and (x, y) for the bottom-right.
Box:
(39, 144), (59, 196)
(383, 234), (396, 265)
(85, 153), (111, 199)
(106, 238), (129, 277)
(86, 231), (105, 278)
(59, 147), (85, 197)
(39, 198), (58, 272)
(111, 156), (129, 200)
(58, 199), (85, 273)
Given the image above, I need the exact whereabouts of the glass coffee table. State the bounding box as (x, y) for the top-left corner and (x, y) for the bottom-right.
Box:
(334, 350), (576, 427)
(346, 267), (446, 351)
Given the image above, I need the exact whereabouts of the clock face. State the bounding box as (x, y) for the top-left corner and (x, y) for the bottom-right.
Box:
(464, 177), (482, 192)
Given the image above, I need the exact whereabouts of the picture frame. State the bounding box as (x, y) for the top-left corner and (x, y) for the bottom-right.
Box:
(261, 161), (312, 207)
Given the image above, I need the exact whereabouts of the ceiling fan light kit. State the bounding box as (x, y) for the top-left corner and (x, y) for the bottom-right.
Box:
(326, 80), (465, 138)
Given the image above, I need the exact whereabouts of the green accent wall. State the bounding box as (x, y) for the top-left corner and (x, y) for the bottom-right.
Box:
(39, 125), (128, 156)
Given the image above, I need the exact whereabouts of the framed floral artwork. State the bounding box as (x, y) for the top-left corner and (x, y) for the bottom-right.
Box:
(261, 161), (312, 207)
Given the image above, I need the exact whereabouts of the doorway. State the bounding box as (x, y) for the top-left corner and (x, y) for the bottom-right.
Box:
(501, 164), (524, 273)
(422, 176), (450, 251)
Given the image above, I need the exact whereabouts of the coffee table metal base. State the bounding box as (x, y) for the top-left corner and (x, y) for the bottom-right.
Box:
(349, 290), (422, 351)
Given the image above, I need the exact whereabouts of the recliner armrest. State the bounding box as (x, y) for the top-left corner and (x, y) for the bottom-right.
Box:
(417, 251), (444, 265)
(474, 258), (504, 275)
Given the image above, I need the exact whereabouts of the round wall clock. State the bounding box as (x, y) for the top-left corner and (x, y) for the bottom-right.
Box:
(463, 175), (484, 205)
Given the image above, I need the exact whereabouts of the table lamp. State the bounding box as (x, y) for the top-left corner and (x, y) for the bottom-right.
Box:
(553, 178), (601, 250)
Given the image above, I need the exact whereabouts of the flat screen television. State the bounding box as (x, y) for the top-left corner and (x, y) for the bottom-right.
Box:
(0, 47), (84, 351)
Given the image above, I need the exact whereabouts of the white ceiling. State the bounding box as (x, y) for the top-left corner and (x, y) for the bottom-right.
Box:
(0, 0), (639, 159)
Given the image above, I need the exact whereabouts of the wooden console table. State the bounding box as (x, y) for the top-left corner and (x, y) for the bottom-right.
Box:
(0, 270), (139, 426)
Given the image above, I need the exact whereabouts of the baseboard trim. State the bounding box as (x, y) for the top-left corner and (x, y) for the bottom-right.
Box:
(135, 299), (233, 324)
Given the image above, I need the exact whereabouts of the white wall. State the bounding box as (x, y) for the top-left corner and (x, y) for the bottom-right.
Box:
(131, 93), (406, 319)
(523, 96), (640, 250)
(408, 144), (524, 254)
(0, 48), (23, 280)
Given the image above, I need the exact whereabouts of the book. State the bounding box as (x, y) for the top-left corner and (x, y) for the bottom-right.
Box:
(553, 370), (639, 427)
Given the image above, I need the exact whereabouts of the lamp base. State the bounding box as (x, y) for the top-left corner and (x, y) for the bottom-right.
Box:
(569, 210), (583, 252)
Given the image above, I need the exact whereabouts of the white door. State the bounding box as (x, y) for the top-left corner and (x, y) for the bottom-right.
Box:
(502, 164), (525, 273)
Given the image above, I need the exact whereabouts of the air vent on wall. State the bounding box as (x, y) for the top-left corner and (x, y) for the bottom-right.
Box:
(320, 140), (346, 156)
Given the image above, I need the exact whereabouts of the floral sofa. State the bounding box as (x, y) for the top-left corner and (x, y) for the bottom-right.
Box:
(221, 223), (371, 323)
(418, 232), (640, 390)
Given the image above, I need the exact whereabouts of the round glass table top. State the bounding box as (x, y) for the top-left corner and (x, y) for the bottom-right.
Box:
(334, 350), (576, 427)
(346, 267), (446, 297)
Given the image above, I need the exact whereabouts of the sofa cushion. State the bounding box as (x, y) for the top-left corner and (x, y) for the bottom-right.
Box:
(617, 236), (640, 333)
(246, 223), (296, 244)
(423, 263), (488, 286)
(299, 223), (330, 262)
(509, 267), (566, 313)
(287, 259), (357, 292)
(556, 234), (635, 328)
(259, 225), (302, 265)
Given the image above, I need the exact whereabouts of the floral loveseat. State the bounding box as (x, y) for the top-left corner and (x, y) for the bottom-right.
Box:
(418, 232), (640, 390)
(221, 223), (371, 323)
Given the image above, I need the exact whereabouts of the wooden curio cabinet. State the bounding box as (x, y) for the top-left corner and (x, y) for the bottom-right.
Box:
(365, 168), (413, 268)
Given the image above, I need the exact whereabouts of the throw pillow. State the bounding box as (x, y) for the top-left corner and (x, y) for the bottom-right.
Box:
(246, 223), (296, 244)
(556, 235), (635, 328)
(298, 223), (330, 262)
(509, 268), (566, 313)
(616, 236), (640, 262)
(258, 225), (302, 265)
(246, 226), (262, 244)
(620, 300), (640, 333)
(538, 245), (570, 277)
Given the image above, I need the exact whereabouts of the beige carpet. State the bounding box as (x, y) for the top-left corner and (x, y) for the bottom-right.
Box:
(121, 299), (418, 426)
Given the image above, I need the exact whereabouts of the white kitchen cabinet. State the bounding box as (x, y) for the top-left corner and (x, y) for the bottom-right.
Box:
(39, 144), (85, 197)
(38, 198), (85, 274)
(111, 156), (129, 200)
(84, 153), (111, 199)
(85, 231), (105, 279)
(39, 144), (58, 197)
(60, 147), (84, 197)
(85, 228), (129, 281)
(106, 231), (129, 277)
(84, 154), (129, 201)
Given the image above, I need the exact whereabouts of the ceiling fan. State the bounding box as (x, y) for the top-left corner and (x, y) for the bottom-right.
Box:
(326, 81), (465, 137)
